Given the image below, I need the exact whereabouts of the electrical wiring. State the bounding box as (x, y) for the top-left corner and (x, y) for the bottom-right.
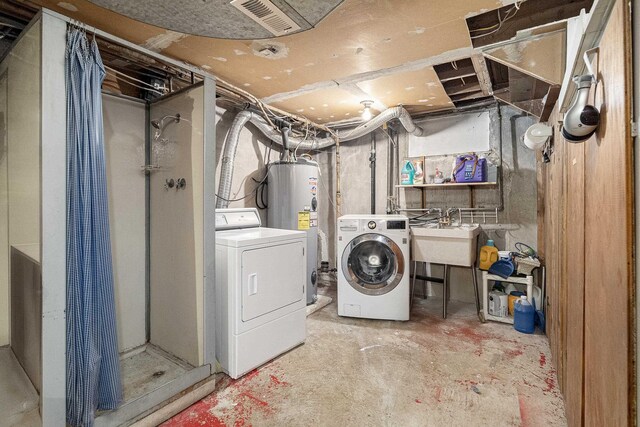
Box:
(216, 173), (267, 203)
(293, 121), (312, 158)
(104, 70), (165, 96)
(216, 152), (272, 204)
(380, 127), (397, 147)
(214, 190), (255, 203)
(253, 145), (272, 210)
(469, 22), (501, 33)
(254, 177), (268, 209)
(213, 74), (281, 130)
(217, 73), (338, 144)
(469, 1), (522, 40)
(104, 64), (167, 93)
(470, 11), (505, 39)
(215, 75), (330, 140)
(299, 132), (323, 155)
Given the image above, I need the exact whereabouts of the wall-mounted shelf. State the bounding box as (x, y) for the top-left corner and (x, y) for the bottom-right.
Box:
(396, 182), (498, 188)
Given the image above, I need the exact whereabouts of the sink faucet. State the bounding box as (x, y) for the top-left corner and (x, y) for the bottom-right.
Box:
(438, 215), (451, 228)
(437, 208), (459, 228)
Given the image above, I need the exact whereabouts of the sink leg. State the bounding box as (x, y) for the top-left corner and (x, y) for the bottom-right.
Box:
(421, 262), (427, 299)
(442, 264), (449, 319)
(471, 265), (480, 315)
(412, 260), (417, 302)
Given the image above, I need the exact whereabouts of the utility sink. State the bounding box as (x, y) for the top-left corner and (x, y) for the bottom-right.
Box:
(411, 224), (480, 267)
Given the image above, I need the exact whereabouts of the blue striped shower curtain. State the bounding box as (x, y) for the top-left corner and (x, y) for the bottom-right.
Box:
(66, 28), (122, 426)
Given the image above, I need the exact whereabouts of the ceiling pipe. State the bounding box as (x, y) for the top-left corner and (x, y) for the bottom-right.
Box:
(248, 105), (428, 150)
(370, 132), (376, 214)
(216, 106), (429, 208)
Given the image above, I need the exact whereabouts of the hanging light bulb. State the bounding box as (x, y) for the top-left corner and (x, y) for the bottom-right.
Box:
(361, 100), (373, 121)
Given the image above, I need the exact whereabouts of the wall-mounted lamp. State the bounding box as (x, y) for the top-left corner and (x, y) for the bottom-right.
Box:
(361, 100), (373, 121)
(561, 74), (600, 143)
(523, 123), (552, 150)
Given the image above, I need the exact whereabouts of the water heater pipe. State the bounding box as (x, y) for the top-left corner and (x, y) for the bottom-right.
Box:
(217, 106), (429, 208)
(370, 132), (376, 214)
(385, 126), (394, 214)
(335, 138), (342, 217)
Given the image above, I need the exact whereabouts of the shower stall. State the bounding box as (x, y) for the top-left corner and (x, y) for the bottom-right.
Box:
(0, 14), (44, 427)
(0, 10), (216, 426)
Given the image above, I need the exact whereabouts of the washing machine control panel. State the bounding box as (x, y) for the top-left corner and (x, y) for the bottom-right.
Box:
(386, 220), (406, 230)
(339, 218), (408, 233)
(339, 219), (359, 232)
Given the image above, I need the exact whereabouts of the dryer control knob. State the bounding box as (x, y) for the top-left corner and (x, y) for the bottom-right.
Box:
(367, 221), (376, 230)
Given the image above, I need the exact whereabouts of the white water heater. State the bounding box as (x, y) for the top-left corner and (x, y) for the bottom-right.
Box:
(267, 158), (319, 304)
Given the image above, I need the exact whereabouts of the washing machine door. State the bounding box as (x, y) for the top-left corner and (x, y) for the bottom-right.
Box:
(341, 233), (405, 296)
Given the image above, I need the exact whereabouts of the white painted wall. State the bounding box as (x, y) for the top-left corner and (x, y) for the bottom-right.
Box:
(407, 110), (491, 157)
(102, 94), (147, 353)
(149, 87), (204, 367)
(0, 21), (42, 347)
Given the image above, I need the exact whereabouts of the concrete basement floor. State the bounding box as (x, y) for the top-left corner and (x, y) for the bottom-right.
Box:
(163, 282), (566, 427)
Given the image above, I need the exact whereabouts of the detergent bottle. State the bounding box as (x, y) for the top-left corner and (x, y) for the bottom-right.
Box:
(401, 160), (415, 185)
(479, 239), (499, 270)
(514, 296), (535, 334)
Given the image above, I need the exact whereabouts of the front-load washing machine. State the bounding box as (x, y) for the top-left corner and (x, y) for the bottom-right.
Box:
(337, 214), (410, 321)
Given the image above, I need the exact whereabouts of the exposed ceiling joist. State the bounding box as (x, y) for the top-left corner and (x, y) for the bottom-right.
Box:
(466, 0), (593, 47)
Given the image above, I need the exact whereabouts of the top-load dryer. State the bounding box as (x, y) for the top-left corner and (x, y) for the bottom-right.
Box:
(337, 214), (410, 321)
(215, 208), (307, 378)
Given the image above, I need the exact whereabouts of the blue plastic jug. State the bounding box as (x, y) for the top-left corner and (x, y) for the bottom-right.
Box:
(401, 160), (415, 185)
(514, 296), (535, 334)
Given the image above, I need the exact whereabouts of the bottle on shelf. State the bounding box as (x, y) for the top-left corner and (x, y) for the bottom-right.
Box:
(401, 160), (415, 185)
(479, 239), (499, 270)
(434, 167), (444, 184)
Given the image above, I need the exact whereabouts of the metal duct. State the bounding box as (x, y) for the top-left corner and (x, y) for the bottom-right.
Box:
(216, 110), (253, 208)
(216, 106), (429, 208)
(248, 106), (428, 149)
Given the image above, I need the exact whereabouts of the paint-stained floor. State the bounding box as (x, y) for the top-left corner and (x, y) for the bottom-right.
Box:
(163, 282), (566, 426)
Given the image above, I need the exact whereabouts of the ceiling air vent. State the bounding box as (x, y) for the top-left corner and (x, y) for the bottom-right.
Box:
(230, 0), (301, 37)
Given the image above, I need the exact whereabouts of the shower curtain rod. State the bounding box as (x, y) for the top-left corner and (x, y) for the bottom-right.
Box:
(43, 9), (214, 79)
(104, 65), (164, 92)
(104, 68), (165, 96)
